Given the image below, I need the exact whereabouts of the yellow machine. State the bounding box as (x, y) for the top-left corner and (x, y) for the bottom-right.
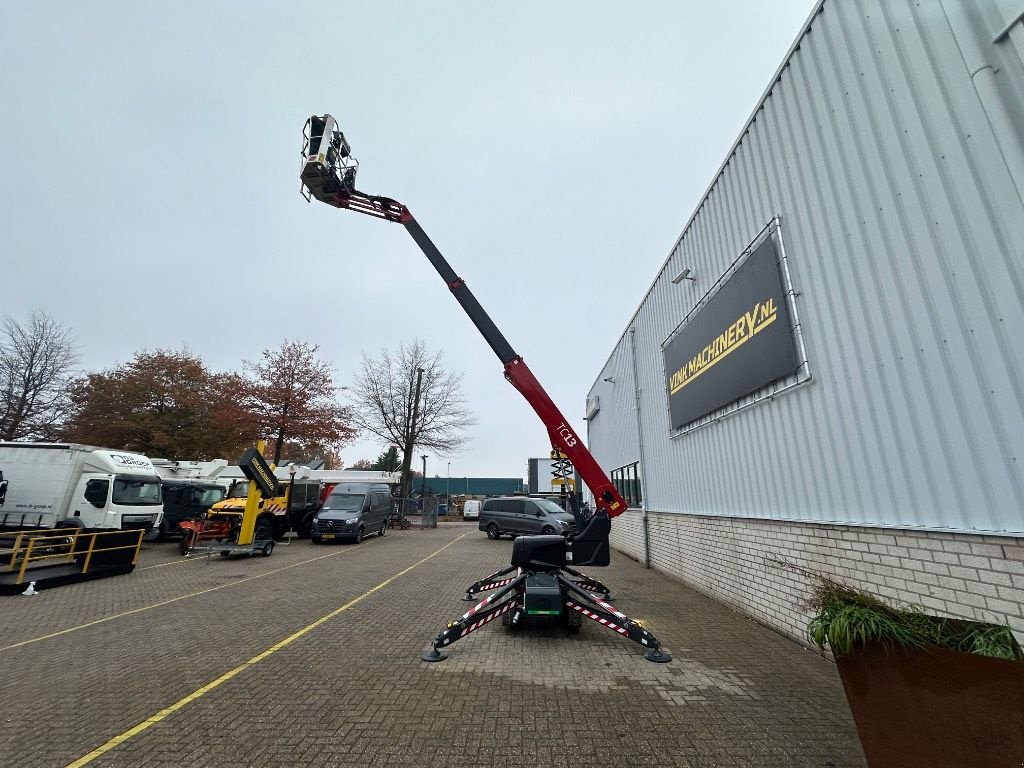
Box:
(206, 478), (291, 545)
(179, 442), (281, 556)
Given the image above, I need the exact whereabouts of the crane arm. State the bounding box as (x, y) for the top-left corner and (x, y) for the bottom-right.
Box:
(298, 115), (626, 521)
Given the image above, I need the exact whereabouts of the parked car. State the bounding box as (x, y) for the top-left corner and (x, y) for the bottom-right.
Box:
(478, 496), (577, 539)
(462, 499), (481, 521)
(311, 482), (391, 544)
(158, 480), (226, 539)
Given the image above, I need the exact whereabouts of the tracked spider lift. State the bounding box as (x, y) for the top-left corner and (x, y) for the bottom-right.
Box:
(299, 115), (670, 664)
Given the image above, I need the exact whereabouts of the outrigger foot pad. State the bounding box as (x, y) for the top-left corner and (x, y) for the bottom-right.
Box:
(462, 593), (475, 601)
(644, 648), (672, 663)
(421, 648), (448, 662)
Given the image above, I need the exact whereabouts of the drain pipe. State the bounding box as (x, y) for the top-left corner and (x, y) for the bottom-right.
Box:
(629, 326), (651, 569)
(940, 0), (1024, 207)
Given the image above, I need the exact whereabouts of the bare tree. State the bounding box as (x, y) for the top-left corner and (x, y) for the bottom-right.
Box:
(350, 340), (475, 510)
(0, 311), (78, 440)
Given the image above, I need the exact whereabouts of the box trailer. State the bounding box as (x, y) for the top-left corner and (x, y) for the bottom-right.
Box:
(0, 442), (163, 533)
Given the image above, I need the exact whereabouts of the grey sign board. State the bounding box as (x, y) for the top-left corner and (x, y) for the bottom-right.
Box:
(663, 237), (799, 430)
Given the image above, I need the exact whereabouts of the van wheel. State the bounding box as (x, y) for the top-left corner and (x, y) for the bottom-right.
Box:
(354, 526), (363, 544)
(486, 522), (500, 540)
(541, 525), (556, 535)
(378, 520), (386, 537)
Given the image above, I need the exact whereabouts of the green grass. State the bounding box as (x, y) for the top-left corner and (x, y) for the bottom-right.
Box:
(806, 579), (1022, 662)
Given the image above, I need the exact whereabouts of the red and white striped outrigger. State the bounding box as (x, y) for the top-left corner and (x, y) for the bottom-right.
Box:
(425, 558), (668, 662)
(462, 562), (615, 602)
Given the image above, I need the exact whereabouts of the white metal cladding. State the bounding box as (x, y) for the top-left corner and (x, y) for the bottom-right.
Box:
(588, 0), (1024, 535)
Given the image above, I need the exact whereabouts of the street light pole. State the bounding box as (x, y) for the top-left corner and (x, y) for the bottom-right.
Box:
(446, 462), (450, 505)
(420, 454), (428, 501)
(286, 463), (296, 535)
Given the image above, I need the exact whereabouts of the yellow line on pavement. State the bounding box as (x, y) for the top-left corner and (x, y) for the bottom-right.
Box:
(64, 533), (465, 768)
(138, 556), (202, 570)
(1, 549), (353, 653)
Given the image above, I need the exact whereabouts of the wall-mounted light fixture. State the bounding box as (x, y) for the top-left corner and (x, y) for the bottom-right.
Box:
(671, 267), (695, 284)
(602, 377), (616, 383)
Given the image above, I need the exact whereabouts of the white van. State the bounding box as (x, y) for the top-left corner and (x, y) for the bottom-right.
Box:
(462, 499), (481, 521)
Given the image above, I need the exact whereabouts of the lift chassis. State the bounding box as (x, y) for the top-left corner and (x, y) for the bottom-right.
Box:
(299, 115), (670, 663)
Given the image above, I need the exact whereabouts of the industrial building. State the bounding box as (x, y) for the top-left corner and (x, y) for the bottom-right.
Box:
(586, 0), (1024, 647)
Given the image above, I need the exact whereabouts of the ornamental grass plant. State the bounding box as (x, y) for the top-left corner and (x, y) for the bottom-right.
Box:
(806, 578), (1023, 662)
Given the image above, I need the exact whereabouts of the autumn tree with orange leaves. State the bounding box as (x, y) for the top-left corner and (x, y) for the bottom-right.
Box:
(245, 340), (356, 466)
(62, 350), (256, 459)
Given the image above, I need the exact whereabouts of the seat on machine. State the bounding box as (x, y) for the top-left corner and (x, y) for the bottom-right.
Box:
(568, 514), (611, 567)
(510, 535), (566, 569)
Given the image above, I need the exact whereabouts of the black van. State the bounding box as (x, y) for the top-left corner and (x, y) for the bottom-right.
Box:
(311, 482), (391, 544)
(158, 481), (226, 539)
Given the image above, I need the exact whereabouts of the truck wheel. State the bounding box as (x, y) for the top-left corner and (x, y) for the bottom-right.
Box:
(486, 522), (500, 540)
(254, 517), (274, 543)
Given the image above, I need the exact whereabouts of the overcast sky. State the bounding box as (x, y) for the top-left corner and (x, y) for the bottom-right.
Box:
(0, 1), (815, 479)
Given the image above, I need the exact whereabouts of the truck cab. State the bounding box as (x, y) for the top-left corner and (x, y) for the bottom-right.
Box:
(206, 478), (322, 541)
(158, 481), (226, 539)
(0, 444), (164, 533)
(70, 452), (164, 532)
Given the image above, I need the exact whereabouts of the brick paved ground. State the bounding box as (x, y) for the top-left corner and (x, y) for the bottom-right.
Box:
(0, 523), (866, 767)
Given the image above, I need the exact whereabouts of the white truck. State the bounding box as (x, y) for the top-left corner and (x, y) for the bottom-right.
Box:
(0, 442), (163, 533)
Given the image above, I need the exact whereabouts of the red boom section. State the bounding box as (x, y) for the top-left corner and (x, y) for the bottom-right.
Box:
(503, 358), (627, 517)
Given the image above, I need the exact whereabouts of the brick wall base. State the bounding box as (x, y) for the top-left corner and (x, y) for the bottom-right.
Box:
(609, 510), (1024, 649)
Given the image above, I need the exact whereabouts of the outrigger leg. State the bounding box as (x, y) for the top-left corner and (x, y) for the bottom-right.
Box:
(558, 572), (672, 663)
(423, 565), (670, 664)
(423, 572), (527, 662)
(462, 564), (518, 601)
(562, 564), (612, 600)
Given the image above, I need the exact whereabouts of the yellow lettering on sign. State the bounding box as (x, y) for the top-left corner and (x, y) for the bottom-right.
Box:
(667, 297), (781, 395)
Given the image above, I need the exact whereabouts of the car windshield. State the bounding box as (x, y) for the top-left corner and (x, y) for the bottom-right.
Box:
(323, 493), (364, 512)
(112, 476), (162, 506)
(198, 488), (225, 505)
(228, 481), (249, 499)
(535, 499), (567, 515)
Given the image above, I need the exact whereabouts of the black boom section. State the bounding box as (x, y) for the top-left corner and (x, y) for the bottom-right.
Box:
(402, 217), (518, 365)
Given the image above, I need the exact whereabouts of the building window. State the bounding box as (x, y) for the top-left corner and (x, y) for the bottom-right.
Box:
(611, 462), (642, 508)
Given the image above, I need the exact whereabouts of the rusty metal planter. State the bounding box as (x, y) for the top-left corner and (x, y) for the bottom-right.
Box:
(836, 642), (1024, 768)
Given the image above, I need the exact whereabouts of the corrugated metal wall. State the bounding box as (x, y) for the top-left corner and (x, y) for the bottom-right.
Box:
(588, 0), (1024, 536)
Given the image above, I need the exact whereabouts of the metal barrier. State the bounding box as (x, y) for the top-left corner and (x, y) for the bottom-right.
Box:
(0, 528), (145, 594)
